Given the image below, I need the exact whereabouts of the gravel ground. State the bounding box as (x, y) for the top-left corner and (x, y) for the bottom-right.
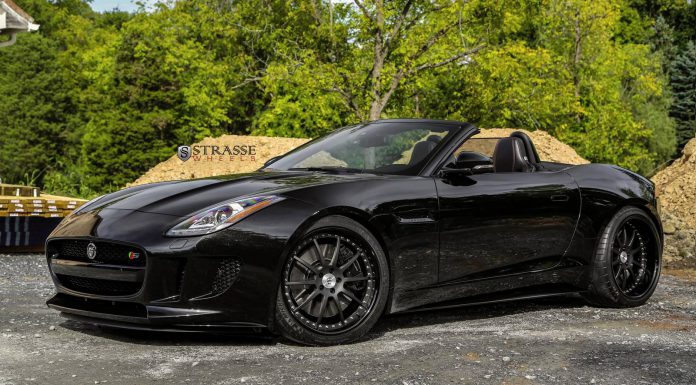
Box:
(1, 254), (695, 385)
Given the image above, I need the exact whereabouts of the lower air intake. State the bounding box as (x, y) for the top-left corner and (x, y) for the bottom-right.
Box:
(209, 258), (241, 296)
(56, 274), (142, 296)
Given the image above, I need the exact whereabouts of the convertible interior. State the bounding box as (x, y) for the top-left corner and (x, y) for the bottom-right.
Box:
(445, 131), (570, 174)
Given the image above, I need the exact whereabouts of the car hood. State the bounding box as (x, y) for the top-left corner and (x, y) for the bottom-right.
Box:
(82, 171), (373, 217)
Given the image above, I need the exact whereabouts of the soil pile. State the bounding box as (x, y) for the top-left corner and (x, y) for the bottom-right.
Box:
(651, 138), (696, 266)
(131, 128), (588, 187)
(129, 135), (309, 186)
(473, 129), (589, 165)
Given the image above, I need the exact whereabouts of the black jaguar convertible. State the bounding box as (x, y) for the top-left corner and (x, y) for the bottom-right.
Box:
(45, 119), (662, 345)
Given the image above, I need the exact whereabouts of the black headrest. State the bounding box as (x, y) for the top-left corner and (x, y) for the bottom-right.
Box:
(510, 131), (540, 164)
(492, 137), (532, 173)
(426, 135), (442, 143)
(410, 140), (437, 166)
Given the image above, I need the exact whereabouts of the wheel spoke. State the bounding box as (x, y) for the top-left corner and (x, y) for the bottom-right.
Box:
(332, 297), (345, 322)
(294, 290), (319, 311)
(619, 269), (628, 287)
(643, 267), (652, 281)
(329, 237), (341, 267)
(313, 239), (325, 267)
(614, 234), (621, 249)
(620, 228), (628, 246)
(620, 269), (631, 290)
(286, 280), (316, 286)
(339, 251), (361, 272)
(315, 294), (329, 325)
(293, 257), (318, 275)
(294, 288), (309, 302)
(340, 289), (362, 305)
(343, 275), (369, 283)
(627, 228), (636, 247)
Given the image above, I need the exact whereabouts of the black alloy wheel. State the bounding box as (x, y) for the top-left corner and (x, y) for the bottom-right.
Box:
(275, 215), (389, 345)
(584, 206), (661, 307)
(282, 233), (378, 333)
(611, 221), (652, 296)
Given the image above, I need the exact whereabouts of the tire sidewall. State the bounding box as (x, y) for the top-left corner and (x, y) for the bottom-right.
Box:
(594, 207), (662, 307)
(275, 215), (390, 345)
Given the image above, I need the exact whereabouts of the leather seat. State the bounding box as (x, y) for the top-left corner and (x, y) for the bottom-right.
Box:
(492, 137), (532, 172)
(409, 140), (437, 166)
(510, 131), (540, 164)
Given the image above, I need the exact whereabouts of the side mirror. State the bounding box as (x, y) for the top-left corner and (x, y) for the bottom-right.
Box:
(454, 151), (493, 169)
(438, 152), (494, 179)
(471, 164), (494, 174)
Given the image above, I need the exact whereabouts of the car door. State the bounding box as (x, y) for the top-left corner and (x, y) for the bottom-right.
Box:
(435, 170), (580, 283)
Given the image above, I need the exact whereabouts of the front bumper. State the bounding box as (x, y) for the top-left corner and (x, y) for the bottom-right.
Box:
(44, 201), (315, 331)
(47, 294), (265, 332)
(45, 235), (273, 330)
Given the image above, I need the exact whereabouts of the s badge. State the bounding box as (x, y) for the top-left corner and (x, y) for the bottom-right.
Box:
(177, 145), (191, 162)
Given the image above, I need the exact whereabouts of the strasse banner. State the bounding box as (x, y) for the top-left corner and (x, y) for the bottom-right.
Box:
(177, 144), (257, 162)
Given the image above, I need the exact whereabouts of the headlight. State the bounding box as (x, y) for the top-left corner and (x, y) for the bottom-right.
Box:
(165, 195), (284, 237)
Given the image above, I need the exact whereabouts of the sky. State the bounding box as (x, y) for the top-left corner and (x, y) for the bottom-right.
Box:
(90, 0), (157, 13)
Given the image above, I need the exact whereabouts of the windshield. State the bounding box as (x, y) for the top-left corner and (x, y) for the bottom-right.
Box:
(264, 122), (459, 175)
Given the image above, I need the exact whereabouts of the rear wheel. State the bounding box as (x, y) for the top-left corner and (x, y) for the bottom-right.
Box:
(275, 216), (389, 345)
(584, 206), (662, 307)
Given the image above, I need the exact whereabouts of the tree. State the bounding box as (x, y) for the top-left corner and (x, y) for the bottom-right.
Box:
(670, 41), (696, 148)
(251, 0), (485, 129)
(0, 34), (68, 185)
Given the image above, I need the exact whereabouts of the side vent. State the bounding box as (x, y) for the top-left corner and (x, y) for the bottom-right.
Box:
(189, 258), (242, 301)
(210, 258), (241, 297)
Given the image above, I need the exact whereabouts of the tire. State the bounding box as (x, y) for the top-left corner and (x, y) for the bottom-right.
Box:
(275, 215), (389, 346)
(583, 206), (662, 307)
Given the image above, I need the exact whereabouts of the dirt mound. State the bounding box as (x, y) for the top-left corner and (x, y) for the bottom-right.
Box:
(130, 128), (587, 186)
(129, 135), (309, 186)
(653, 138), (696, 227)
(474, 129), (589, 165)
(651, 138), (696, 266)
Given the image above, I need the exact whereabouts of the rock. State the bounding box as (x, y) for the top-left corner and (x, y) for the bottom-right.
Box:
(653, 137), (696, 234)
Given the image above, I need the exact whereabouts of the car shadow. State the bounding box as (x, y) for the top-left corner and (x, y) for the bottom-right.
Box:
(370, 295), (587, 336)
(58, 295), (588, 347)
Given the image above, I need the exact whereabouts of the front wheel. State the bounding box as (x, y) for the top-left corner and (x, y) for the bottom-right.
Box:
(584, 206), (662, 307)
(275, 216), (389, 345)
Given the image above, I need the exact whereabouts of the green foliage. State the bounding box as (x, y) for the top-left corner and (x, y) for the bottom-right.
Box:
(670, 42), (696, 148)
(0, 34), (73, 186)
(0, 0), (693, 195)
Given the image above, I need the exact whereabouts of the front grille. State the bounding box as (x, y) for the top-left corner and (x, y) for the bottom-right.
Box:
(210, 258), (241, 296)
(56, 274), (142, 296)
(48, 239), (146, 267)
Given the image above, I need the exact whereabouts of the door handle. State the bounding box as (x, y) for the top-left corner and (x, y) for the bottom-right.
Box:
(550, 194), (569, 202)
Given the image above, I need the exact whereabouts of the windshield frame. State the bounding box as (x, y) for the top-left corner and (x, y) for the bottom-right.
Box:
(262, 120), (472, 176)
